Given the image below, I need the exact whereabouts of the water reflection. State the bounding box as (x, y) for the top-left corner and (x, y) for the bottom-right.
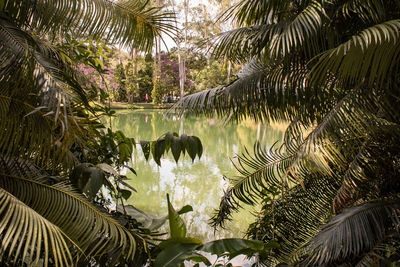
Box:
(109, 110), (284, 242)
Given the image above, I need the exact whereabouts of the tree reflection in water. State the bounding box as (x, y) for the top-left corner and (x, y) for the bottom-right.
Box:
(108, 109), (285, 242)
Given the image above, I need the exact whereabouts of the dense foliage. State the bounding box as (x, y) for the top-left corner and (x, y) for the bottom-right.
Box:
(173, 0), (400, 265)
(0, 0), (207, 266)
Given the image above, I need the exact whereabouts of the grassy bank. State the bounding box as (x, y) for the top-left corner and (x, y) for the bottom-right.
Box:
(102, 102), (174, 109)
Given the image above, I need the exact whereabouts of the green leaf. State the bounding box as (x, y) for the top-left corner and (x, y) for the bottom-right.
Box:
(167, 194), (187, 238)
(117, 204), (167, 231)
(153, 138), (166, 166)
(154, 242), (200, 267)
(171, 136), (183, 162)
(159, 237), (202, 249)
(192, 136), (203, 158)
(119, 189), (132, 200)
(199, 238), (265, 259)
(96, 163), (118, 177)
(140, 141), (151, 161)
(186, 136), (198, 161)
(0, 0), (4, 12)
(164, 131), (175, 152)
(122, 165), (137, 175)
(84, 167), (105, 198)
(70, 163), (105, 198)
(180, 134), (188, 155)
(70, 163), (92, 190)
(186, 254), (212, 266)
(118, 144), (131, 163)
(177, 205), (193, 215)
(118, 179), (137, 193)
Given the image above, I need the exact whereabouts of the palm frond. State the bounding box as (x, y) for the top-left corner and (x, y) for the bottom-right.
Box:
(305, 200), (400, 266)
(0, 17), (88, 107)
(248, 174), (341, 265)
(212, 1), (326, 61)
(311, 20), (400, 88)
(338, 0), (385, 23)
(333, 124), (400, 212)
(0, 157), (138, 264)
(221, 0), (291, 27)
(0, 188), (74, 267)
(210, 139), (306, 227)
(3, 0), (175, 51)
(355, 239), (400, 267)
(170, 59), (322, 123)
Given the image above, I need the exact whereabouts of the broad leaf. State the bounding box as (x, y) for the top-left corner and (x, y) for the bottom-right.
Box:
(96, 163), (118, 176)
(167, 194), (187, 238)
(140, 141), (151, 161)
(171, 136), (183, 162)
(200, 238), (265, 259)
(154, 242), (200, 267)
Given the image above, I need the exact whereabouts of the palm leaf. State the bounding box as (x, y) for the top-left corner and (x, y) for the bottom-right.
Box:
(338, 0), (385, 23)
(170, 59), (321, 123)
(248, 174), (341, 265)
(211, 1), (326, 61)
(305, 200), (400, 266)
(210, 139), (305, 227)
(0, 157), (138, 264)
(0, 17), (88, 108)
(3, 0), (175, 51)
(0, 188), (74, 267)
(355, 239), (400, 267)
(310, 20), (400, 88)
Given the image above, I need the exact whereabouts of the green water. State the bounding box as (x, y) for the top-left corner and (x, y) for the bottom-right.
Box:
(110, 109), (284, 242)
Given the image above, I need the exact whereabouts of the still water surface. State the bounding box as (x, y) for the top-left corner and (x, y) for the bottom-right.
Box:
(110, 109), (284, 242)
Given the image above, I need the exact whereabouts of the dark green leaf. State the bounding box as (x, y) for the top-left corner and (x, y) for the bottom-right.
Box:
(118, 180), (137, 193)
(167, 193), (187, 238)
(96, 163), (118, 176)
(200, 238), (265, 258)
(84, 167), (105, 198)
(192, 136), (203, 158)
(119, 189), (132, 200)
(171, 136), (182, 162)
(154, 242), (199, 267)
(186, 254), (212, 265)
(123, 165), (137, 175)
(159, 237), (202, 249)
(140, 141), (151, 161)
(153, 138), (166, 166)
(177, 205), (193, 215)
(186, 136), (198, 161)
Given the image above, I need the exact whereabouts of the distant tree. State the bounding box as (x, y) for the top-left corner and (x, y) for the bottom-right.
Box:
(138, 53), (154, 101)
(159, 51), (193, 97)
(193, 60), (230, 92)
(115, 63), (127, 102)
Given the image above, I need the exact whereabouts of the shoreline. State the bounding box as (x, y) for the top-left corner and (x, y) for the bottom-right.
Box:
(98, 102), (174, 110)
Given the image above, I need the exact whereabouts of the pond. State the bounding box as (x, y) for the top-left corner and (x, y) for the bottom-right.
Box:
(109, 109), (285, 242)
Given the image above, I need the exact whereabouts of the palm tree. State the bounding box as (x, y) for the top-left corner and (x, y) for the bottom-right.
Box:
(173, 0), (400, 265)
(0, 0), (175, 265)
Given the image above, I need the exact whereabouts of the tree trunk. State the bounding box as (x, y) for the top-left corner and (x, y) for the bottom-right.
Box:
(169, 0), (185, 99)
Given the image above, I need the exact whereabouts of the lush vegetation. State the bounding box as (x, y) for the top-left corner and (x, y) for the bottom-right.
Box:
(0, 0), (207, 266)
(174, 0), (400, 265)
(2, 0), (400, 266)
